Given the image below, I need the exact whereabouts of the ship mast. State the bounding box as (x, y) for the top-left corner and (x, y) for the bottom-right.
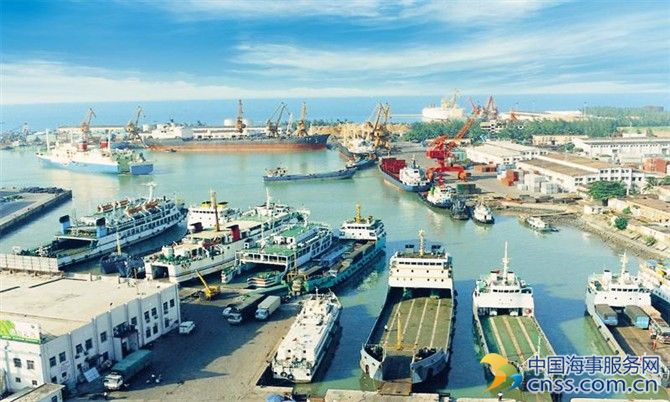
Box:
(502, 241), (510, 278)
(620, 252), (629, 276)
(355, 204), (362, 223)
(211, 190), (220, 232)
(418, 229), (425, 256)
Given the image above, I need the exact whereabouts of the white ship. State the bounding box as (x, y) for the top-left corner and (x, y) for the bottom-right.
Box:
(639, 259), (670, 313)
(421, 91), (466, 122)
(525, 216), (556, 232)
(187, 197), (241, 230)
(472, 202), (494, 224)
(420, 184), (454, 209)
(272, 292), (342, 383)
(5, 184), (183, 270)
(585, 253), (651, 314)
(144, 192), (307, 283)
(345, 137), (375, 156)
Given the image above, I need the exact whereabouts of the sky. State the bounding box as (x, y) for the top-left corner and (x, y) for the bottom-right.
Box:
(1, 0), (669, 105)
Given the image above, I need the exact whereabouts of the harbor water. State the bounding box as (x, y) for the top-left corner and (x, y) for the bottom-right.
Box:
(0, 147), (664, 399)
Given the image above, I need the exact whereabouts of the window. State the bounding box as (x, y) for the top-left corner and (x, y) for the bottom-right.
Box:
(102, 352), (109, 362)
(85, 338), (93, 350)
(145, 328), (151, 339)
(51, 396), (57, 402)
(100, 331), (107, 343)
(75, 344), (83, 354)
(49, 357), (57, 367)
(61, 372), (67, 379)
(151, 307), (157, 317)
(15, 377), (21, 383)
(153, 324), (158, 334)
(144, 311), (150, 323)
(32, 380), (38, 386)
(51, 376), (57, 383)
(170, 299), (175, 308)
(163, 302), (168, 313)
(131, 317), (138, 326)
(59, 352), (66, 362)
(27, 360), (34, 370)
(13, 358), (21, 368)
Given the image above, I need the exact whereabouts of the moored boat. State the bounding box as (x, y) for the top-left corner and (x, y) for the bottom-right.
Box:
(472, 202), (494, 224)
(450, 196), (470, 220)
(263, 166), (356, 182)
(525, 216), (557, 232)
(419, 184), (454, 209)
(378, 156), (430, 192)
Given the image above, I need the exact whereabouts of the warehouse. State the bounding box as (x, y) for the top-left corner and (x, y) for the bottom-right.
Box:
(0, 273), (180, 394)
(465, 140), (545, 165)
(517, 153), (651, 192)
(573, 137), (670, 162)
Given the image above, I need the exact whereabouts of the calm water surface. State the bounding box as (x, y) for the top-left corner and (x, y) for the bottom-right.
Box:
(0, 148), (664, 399)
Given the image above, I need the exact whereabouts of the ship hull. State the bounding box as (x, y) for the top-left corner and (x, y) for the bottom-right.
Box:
(144, 134), (330, 152)
(38, 155), (120, 174)
(378, 167), (431, 192)
(264, 168), (355, 182)
(419, 192), (452, 209)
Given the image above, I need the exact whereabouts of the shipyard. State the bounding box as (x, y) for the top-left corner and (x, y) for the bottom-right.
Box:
(2, 1), (670, 402)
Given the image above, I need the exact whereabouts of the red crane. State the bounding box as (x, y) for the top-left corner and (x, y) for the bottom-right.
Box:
(426, 105), (480, 182)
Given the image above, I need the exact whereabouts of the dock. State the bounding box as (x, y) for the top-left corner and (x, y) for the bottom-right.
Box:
(0, 187), (72, 236)
(611, 324), (670, 369)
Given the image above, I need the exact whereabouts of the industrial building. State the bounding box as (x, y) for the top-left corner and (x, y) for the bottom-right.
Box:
(573, 137), (670, 162)
(532, 134), (588, 147)
(0, 383), (64, 402)
(517, 153), (652, 192)
(465, 140), (545, 165)
(0, 273), (180, 394)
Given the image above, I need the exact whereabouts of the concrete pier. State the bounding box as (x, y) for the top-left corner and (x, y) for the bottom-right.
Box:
(0, 187), (72, 235)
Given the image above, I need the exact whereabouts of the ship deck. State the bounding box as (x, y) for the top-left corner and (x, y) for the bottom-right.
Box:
(611, 324), (670, 367)
(480, 315), (554, 364)
(369, 287), (453, 351)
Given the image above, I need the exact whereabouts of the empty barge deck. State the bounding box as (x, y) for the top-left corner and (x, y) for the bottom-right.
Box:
(479, 315), (555, 364)
(611, 324), (670, 367)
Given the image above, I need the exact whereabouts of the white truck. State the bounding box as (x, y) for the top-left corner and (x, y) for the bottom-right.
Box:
(179, 321), (196, 335)
(255, 295), (281, 320)
(103, 350), (152, 390)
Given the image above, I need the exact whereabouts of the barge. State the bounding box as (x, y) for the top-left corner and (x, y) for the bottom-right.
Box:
(263, 166), (356, 182)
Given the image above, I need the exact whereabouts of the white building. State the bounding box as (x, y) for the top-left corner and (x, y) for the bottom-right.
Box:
(573, 137), (670, 162)
(465, 140), (546, 165)
(0, 273), (180, 393)
(517, 153), (653, 192)
(1, 383), (64, 402)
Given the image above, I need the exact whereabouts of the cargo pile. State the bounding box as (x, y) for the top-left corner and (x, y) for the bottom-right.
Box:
(472, 164), (497, 173)
(499, 169), (519, 186)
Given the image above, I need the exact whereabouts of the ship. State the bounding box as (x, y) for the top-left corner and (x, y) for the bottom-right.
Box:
(186, 197), (241, 230)
(263, 166), (356, 182)
(144, 191), (307, 283)
(419, 184), (454, 209)
(473, 243), (558, 400)
(360, 231), (454, 392)
(421, 91), (467, 123)
(585, 253), (670, 386)
(3, 184), (183, 271)
(378, 157), (430, 192)
(346, 155), (377, 170)
(524, 216), (557, 232)
(100, 235), (144, 278)
(342, 137), (376, 157)
(272, 292), (342, 383)
(450, 196), (470, 220)
(472, 202), (494, 224)
(287, 205), (386, 294)
(639, 259), (670, 321)
(141, 101), (330, 152)
(235, 221), (334, 288)
(36, 133), (152, 175)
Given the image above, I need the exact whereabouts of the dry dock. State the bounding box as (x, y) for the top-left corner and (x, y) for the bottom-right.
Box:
(0, 187), (71, 235)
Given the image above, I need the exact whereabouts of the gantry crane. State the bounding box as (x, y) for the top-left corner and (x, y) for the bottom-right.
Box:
(235, 99), (246, 133)
(266, 102), (287, 137)
(125, 106), (144, 139)
(426, 104), (481, 182)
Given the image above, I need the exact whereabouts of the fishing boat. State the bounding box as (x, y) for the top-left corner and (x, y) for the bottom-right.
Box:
(360, 231), (454, 391)
(272, 292), (342, 383)
(419, 184), (454, 209)
(286, 205), (386, 295)
(473, 243), (558, 400)
(378, 156), (430, 192)
(2, 184), (183, 271)
(472, 202), (494, 224)
(263, 166), (356, 182)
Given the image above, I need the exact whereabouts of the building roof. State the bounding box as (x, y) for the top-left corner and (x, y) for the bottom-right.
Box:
(469, 144), (522, 158)
(0, 273), (176, 341)
(628, 197), (670, 214)
(578, 137), (670, 144)
(519, 158), (594, 178)
(542, 152), (616, 170)
(486, 140), (540, 153)
(1, 383), (64, 402)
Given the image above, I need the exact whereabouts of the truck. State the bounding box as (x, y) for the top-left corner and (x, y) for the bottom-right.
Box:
(624, 305), (650, 329)
(595, 304), (618, 326)
(255, 295), (281, 320)
(179, 321), (196, 335)
(103, 350), (152, 390)
(227, 293), (265, 325)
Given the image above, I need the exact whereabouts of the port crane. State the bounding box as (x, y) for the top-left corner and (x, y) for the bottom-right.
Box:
(80, 108), (96, 139)
(235, 99), (246, 133)
(196, 270), (221, 301)
(266, 102), (287, 137)
(425, 103), (480, 182)
(125, 106), (144, 139)
(294, 102), (309, 137)
(363, 103), (391, 150)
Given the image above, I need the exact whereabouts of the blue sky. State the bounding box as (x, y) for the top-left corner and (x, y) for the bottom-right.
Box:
(1, 0), (669, 104)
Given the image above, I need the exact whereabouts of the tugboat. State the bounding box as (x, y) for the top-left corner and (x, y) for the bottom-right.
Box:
(525, 216), (557, 232)
(379, 156), (430, 192)
(360, 230), (455, 392)
(472, 202), (494, 224)
(419, 184), (454, 209)
(450, 196), (470, 220)
(272, 292), (342, 383)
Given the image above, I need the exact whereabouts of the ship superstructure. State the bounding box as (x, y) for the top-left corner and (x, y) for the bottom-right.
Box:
(272, 292), (342, 383)
(360, 231), (454, 392)
(639, 259), (670, 317)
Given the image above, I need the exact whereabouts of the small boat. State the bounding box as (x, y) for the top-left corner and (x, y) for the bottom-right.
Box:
(346, 156), (376, 170)
(525, 216), (557, 232)
(472, 202), (494, 224)
(100, 252), (145, 278)
(263, 166), (356, 182)
(378, 156), (430, 192)
(419, 184), (454, 209)
(450, 196), (470, 220)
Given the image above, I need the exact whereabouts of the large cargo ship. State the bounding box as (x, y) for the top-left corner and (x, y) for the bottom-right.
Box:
(378, 157), (430, 192)
(639, 259), (670, 321)
(37, 136), (152, 175)
(421, 92), (467, 123)
(473, 243), (557, 400)
(272, 292), (342, 383)
(585, 254), (670, 387)
(144, 191), (307, 283)
(1, 184), (183, 271)
(360, 231), (454, 394)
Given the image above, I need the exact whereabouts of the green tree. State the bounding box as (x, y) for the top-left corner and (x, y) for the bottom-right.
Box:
(644, 177), (659, 191)
(588, 181), (627, 201)
(644, 236), (657, 246)
(622, 207), (631, 214)
(614, 216), (628, 230)
(662, 176), (670, 186)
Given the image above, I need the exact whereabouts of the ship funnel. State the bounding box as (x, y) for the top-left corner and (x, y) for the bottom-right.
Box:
(145, 182), (157, 201)
(59, 215), (71, 234)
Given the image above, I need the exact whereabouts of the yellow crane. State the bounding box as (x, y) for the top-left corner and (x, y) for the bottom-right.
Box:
(125, 106), (144, 139)
(266, 102), (287, 137)
(196, 270), (220, 301)
(81, 108), (96, 139)
(294, 102), (309, 137)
